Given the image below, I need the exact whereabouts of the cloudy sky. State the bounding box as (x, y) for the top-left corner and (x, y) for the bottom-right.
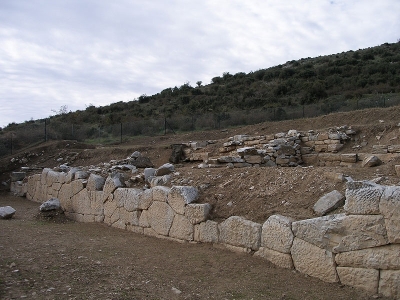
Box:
(1, 0), (399, 127)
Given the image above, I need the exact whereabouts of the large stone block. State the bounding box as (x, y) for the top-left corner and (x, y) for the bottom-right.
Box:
(138, 188), (153, 210)
(71, 189), (92, 215)
(335, 244), (400, 270)
(103, 173), (126, 199)
(168, 186), (199, 215)
(88, 191), (104, 216)
(147, 201), (175, 236)
(184, 203), (211, 224)
(291, 238), (338, 283)
(379, 270), (400, 298)
(292, 214), (388, 253)
(345, 181), (384, 214)
(194, 220), (219, 243)
(86, 174), (106, 191)
(26, 174), (41, 201)
(254, 247), (294, 269)
(113, 188), (142, 211)
(261, 215), (294, 253)
(169, 214), (194, 241)
(152, 186), (170, 202)
(380, 186), (400, 243)
(313, 190), (345, 216)
(138, 210), (150, 228)
(119, 208), (140, 227)
(218, 216), (261, 251)
(336, 267), (379, 294)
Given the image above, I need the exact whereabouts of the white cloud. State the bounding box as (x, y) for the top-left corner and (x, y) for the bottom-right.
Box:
(0, 0), (399, 127)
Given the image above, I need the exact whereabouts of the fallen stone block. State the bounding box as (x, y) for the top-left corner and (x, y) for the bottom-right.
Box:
(0, 206), (16, 219)
(313, 190), (345, 216)
(362, 155), (382, 167)
(155, 163), (175, 176)
(39, 198), (61, 211)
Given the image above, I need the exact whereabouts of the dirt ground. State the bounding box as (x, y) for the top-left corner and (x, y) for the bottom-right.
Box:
(0, 194), (384, 300)
(1, 106), (400, 299)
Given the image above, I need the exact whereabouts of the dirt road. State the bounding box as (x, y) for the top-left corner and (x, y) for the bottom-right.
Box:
(0, 194), (383, 300)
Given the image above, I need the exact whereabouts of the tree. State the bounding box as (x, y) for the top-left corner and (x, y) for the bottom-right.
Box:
(51, 105), (68, 115)
(196, 81), (202, 87)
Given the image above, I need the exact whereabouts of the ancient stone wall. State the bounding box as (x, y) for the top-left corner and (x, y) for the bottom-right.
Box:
(18, 168), (400, 298)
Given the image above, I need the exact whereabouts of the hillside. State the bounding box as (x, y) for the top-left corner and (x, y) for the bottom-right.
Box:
(1, 42), (400, 157)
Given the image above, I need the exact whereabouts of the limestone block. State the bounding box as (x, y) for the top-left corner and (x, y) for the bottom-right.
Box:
(147, 201), (175, 236)
(26, 174), (41, 201)
(144, 168), (156, 183)
(119, 208), (140, 226)
(372, 145), (388, 154)
(218, 216), (261, 251)
(103, 198), (118, 221)
(184, 203), (211, 225)
(291, 238), (338, 283)
(155, 163), (175, 176)
(254, 247), (294, 269)
(114, 188), (142, 211)
(127, 225), (144, 234)
(219, 145), (236, 153)
(194, 220), (219, 243)
(261, 215), (294, 253)
(328, 133), (341, 140)
(301, 154), (318, 165)
(341, 153), (357, 163)
(313, 190), (345, 216)
(336, 267), (379, 294)
(244, 155), (262, 164)
(217, 156), (244, 163)
(380, 186), (400, 243)
(46, 170), (65, 186)
(86, 174), (106, 191)
(244, 139), (261, 146)
(325, 172), (345, 183)
(10, 181), (27, 197)
(292, 214), (388, 253)
(58, 183), (72, 211)
(395, 165), (400, 176)
(237, 147), (258, 157)
(379, 270), (400, 298)
(168, 186), (199, 215)
(65, 167), (80, 183)
(88, 191), (104, 216)
(138, 188), (153, 210)
(103, 173), (126, 198)
(335, 244), (400, 270)
(317, 133), (329, 140)
(328, 143), (344, 152)
(71, 189), (92, 215)
(150, 175), (171, 187)
(324, 139), (341, 144)
(39, 198), (61, 211)
(315, 144), (328, 152)
(111, 219), (126, 230)
(388, 145), (400, 153)
(169, 214), (194, 241)
(152, 186), (170, 202)
(138, 209), (150, 228)
(344, 181), (384, 214)
(75, 171), (89, 180)
(319, 153), (341, 162)
(71, 179), (86, 197)
(275, 156), (290, 165)
(362, 155), (382, 167)
(0, 206), (16, 219)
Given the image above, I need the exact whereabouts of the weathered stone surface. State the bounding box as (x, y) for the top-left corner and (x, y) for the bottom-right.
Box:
(327, 143), (344, 152)
(237, 147), (258, 156)
(362, 155), (382, 167)
(155, 163), (175, 176)
(138, 209), (150, 228)
(292, 214), (388, 253)
(168, 186), (199, 215)
(184, 203), (211, 224)
(71, 189), (92, 215)
(218, 216), (261, 250)
(149, 175), (171, 187)
(147, 201), (175, 236)
(379, 270), (400, 298)
(152, 186), (170, 202)
(335, 244), (400, 270)
(103, 173), (125, 199)
(86, 174), (106, 191)
(313, 190), (345, 216)
(344, 181), (384, 214)
(244, 155), (262, 164)
(340, 154), (357, 163)
(194, 220), (219, 243)
(10, 181), (27, 197)
(217, 156), (244, 163)
(291, 238), (338, 283)
(380, 186), (400, 243)
(144, 168), (156, 184)
(138, 188), (153, 210)
(132, 156), (153, 168)
(372, 145), (388, 154)
(261, 215), (294, 253)
(65, 167), (80, 183)
(119, 208), (140, 227)
(395, 165), (400, 176)
(254, 247), (294, 269)
(169, 214), (194, 241)
(0, 206), (16, 219)
(336, 267), (379, 294)
(39, 198), (61, 211)
(75, 171), (89, 180)
(114, 188), (142, 212)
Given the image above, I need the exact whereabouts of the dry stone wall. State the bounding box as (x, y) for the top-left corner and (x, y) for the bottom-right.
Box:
(18, 167), (400, 298)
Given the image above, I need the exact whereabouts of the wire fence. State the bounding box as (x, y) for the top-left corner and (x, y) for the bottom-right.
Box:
(1, 95), (399, 158)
